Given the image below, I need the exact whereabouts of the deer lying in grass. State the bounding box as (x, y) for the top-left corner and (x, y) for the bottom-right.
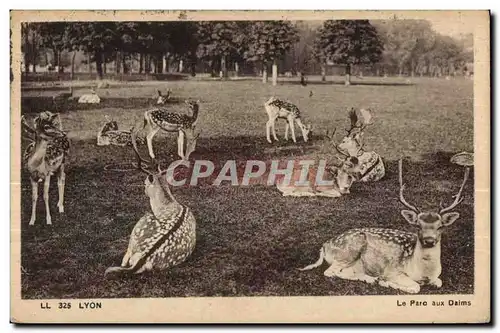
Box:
(299, 159), (470, 294)
(155, 89), (172, 105)
(22, 112), (70, 225)
(137, 100), (200, 161)
(265, 97), (312, 144)
(275, 156), (362, 197)
(329, 108), (385, 182)
(78, 87), (100, 104)
(97, 116), (145, 147)
(105, 135), (196, 277)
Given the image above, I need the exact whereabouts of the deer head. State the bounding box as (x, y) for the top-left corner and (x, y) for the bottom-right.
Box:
(33, 111), (66, 139)
(101, 115), (119, 134)
(325, 128), (364, 158)
(183, 127), (201, 161)
(131, 128), (177, 207)
(185, 100), (200, 111)
(398, 159), (469, 248)
(336, 108), (373, 156)
(328, 155), (362, 194)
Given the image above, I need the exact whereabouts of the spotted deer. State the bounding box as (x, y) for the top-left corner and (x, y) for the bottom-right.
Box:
(22, 112), (70, 225)
(265, 97), (312, 144)
(275, 156), (362, 197)
(298, 159), (470, 294)
(156, 89), (172, 105)
(332, 108), (385, 182)
(97, 116), (145, 147)
(138, 100), (200, 161)
(105, 134), (196, 277)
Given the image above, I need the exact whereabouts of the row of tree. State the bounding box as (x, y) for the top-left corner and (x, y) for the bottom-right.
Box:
(22, 20), (473, 85)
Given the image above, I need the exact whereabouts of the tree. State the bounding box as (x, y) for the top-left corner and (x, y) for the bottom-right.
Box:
(246, 21), (299, 85)
(314, 20), (383, 85)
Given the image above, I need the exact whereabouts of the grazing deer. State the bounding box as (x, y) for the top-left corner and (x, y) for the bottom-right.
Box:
(97, 116), (145, 147)
(275, 156), (362, 197)
(138, 100), (200, 161)
(265, 97), (312, 144)
(156, 89), (172, 105)
(331, 108), (385, 182)
(22, 112), (70, 225)
(105, 135), (196, 277)
(299, 159), (470, 294)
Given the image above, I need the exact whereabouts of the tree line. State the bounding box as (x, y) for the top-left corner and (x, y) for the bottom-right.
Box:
(21, 20), (473, 85)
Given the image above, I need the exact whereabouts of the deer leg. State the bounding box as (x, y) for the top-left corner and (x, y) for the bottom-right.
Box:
(43, 175), (52, 225)
(271, 119), (279, 141)
(29, 179), (38, 225)
(121, 248), (132, 267)
(336, 261), (377, 284)
(428, 278), (443, 288)
(146, 128), (160, 159)
(380, 273), (420, 294)
(177, 130), (185, 159)
(287, 116), (297, 143)
(57, 164), (65, 213)
(266, 119), (274, 143)
(284, 122), (290, 141)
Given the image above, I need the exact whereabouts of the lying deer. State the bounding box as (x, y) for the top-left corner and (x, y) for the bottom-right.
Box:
(275, 156), (362, 197)
(155, 89), (172, 105)
(330, 108), (385, 182)
(299, 159), (469, 294)
(97, 116), (145, 147)
(105, 135), (196, 277)
(138, 100), (200, 161)
(22, 112), (70, 225)
(265, 97), (312, 144)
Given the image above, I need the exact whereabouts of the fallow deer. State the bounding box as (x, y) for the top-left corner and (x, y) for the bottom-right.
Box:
(155, 89), (172, 105)
(22, 111), (70, 225)
(97, 116), (145, 147)
(265, 97), (312, 144)
(105, 134), (196, 277)
(299, 158), (470, 294)
(275, 156), (362, 197)
(331, 108), (385, 182)
(137, 100), (200, 161)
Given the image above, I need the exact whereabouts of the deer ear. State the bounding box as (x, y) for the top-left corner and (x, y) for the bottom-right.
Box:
(441, 212), (460, 226)
(401, 210), (418, 225)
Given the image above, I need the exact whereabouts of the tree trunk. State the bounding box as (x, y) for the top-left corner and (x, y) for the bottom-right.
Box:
(321, 63), (326, 81)
(179, 59), (184, 73)
(95, 51), (104, 80)
(139, 53), (144, 74)
(272, 59), (278, 86)
(87, 53), (92, 74)
(234, 62), (239, 77)
(116, 52), (121, 74)
(163, 54), (168, 73)
(23, 24), (30, 74)
(220, 55), (228, 78)
(122, 53), (128, 74)
(376, 68), (380, 77)
(344, 64), (351, 86)
(262, 62), (268, 83)
(70, 51), (76, 81)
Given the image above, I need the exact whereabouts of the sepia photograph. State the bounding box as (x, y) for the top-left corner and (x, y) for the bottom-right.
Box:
(10, 10), (490, 323)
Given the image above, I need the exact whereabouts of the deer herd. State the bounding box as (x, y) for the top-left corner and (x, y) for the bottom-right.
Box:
(20, 87), (473, 294)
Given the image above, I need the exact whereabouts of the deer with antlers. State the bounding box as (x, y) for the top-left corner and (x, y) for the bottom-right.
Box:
(105, 134), (196, 277)
(329, 108), (385, 182)
(299, 158), (470, 294)
(22, 111), (70, 225)
(264, 97), (312, 144)
(155, 89), (172, 105)
(136, 100), (200, 161)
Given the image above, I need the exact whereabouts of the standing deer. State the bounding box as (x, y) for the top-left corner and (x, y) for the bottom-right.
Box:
(105, 134), (196, 277)
(331, 108), (385, 182)
(299, 159), (470, 294)
(265, 97), (312, 144)
(22, 112), (70, 225)
(138, 100), (200, 161)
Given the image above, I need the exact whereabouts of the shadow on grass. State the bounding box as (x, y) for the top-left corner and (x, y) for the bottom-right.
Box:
(282, 79), (416, 87)
(21, 96), (184, 114)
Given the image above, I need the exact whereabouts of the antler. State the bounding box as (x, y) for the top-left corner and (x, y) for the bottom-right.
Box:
(130, 126), (155, 175)
(439, 167), (470, 214)
(398, 159), (420, 213)
(325, 128), (350, 157)
(346, 108), (373, 136)
(21, 116), (36, 140)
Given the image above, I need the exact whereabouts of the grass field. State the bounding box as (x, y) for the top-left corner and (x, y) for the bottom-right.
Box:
(20, 76), (474, 298)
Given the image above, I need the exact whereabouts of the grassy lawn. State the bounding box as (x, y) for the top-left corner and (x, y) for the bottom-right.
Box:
(20, 76), (474, 298)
